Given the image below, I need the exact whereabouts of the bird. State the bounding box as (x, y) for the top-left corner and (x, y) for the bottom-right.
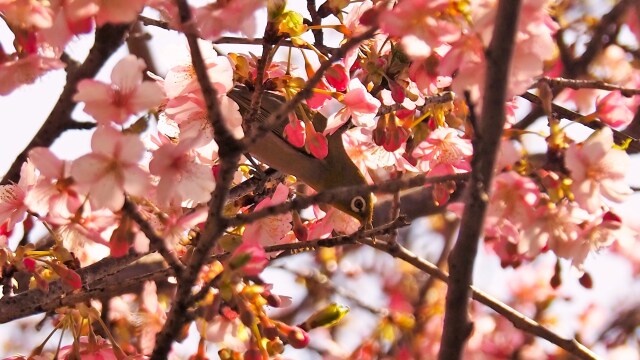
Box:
(228, 85), (373, 225)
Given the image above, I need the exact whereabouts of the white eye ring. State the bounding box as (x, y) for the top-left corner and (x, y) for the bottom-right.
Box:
(350, 196), (366, 213)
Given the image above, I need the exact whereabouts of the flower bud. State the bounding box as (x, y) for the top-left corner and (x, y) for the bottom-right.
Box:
(286, 327), (309, 349)
(243, 349), (262, 360)
(267, 339), (285, 355)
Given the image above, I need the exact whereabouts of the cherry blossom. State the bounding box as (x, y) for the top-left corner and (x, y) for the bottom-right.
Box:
(74, 55), (164, 125)
(564, 127), (632, 213)
(163, 49), (233, 99)
(230, 240), (268, 276)
(595, 91), (634, 128)
(0, 162), (36, 231)
(0, 0), (54, 29)
(325, 78), (381, 134)
(68, 0), (146, 26)
(380, 0), (461, 59)
(24, 147), (82, 223)
(58, 336), (121, 360)
(148, 134), (216, 208)
(70, 126), (148, 211)
(412, 127), (473, 175)
(242, 183), (292, 247)
(0, 54), (65, 95)
(194, 0), (264, 41)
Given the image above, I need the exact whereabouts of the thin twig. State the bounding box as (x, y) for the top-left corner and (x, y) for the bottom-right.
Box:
(520, 92), (640, 153)
(538, 76), (640, 97)
(358, 238), (599, 360)
(122, 199), (185, 274)
(241, 27), (378, 150)
(137, 15), (332, 52)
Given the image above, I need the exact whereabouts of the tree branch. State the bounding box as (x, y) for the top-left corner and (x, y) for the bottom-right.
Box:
(358, 238), (599, 360)
(520, 91), (640, 153)
(0, 219), (408, 323)
(439, 0), (522, 358)
(148, 0), (251, 355)
(538, 76), (640, 97)
(229, 173), (470, 227)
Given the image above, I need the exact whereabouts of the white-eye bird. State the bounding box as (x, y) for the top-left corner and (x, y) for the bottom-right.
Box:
(228, 85), (373, 225)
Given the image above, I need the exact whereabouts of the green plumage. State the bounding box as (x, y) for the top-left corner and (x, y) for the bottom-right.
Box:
(228, 86), (373, 224)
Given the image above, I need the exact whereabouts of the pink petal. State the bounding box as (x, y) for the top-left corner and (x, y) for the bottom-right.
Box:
(91, 126), (121, 157)
(28, 147), (63, 178)
(128, 81), (165, 113)
(117, 132), (146, 163)
(90, 172), (125, 211)
(71, 154), (110, 183)
(121, 165), (149, 197)
(111, 55), (145, 92)
(74, 79), (112, 103)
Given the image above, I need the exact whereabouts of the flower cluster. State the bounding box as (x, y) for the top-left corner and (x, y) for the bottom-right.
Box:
(1, 0), (639, 359)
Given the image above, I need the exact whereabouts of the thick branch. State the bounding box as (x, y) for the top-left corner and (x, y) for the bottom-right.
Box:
(0, 252), (144, 323)
(229, 173), (470, 227)
(439, 0), (522, 358)
(149, 0), (244, 356)
(0, 220), (407, 323)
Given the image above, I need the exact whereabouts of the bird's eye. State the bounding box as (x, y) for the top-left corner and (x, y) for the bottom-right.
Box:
(350, 196), (366, 213)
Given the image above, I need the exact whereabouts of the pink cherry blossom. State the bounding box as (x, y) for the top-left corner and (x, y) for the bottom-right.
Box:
(408, 58), (452, 95)
(343, 127), (416, 182)
(325, 64), (349, 92)
(0, 162), (36, 231)
(194, 0), (264, 41)
(554, 211), (625, 270)
(445, 0), (558, 104)
(0, 0), (54, 29)
(38, 0), (95, 52)
(24, 147), (82, 223)
(0, 54), (65, 95)
(380, 0), (461, 59)
(412, 127), (473, 176)
(595, 91), (634, 128)
(307, 207), (360, 237)
(58, 336), (120, 360)
(488, 171), (541, 226)
(165, 93), (244, 140)
(74, 55), (165, 125)
(163, 49), (234, 99)
(149, 134), (216, 208)
(70, 126), (148, 211)
(325, 78), (381, 134)
(139, 281), (167, 355)
(564, 127), (632, 213)
(67, 0), (145, 26)
(242, 183), (292, 247)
